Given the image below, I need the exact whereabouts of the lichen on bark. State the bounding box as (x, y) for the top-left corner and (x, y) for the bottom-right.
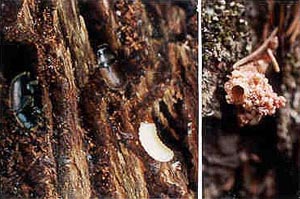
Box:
(202, 0), (252, 118)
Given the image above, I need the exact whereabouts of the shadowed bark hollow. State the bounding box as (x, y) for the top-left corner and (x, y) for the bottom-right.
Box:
(0, 0), (198, 198)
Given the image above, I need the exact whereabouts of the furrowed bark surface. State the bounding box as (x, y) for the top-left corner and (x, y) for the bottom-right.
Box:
(0, 0), (198, 198)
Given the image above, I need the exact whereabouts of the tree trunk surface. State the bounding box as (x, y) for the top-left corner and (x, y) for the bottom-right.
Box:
(0, 0), (198, 198)
(202, 0), (300, 199)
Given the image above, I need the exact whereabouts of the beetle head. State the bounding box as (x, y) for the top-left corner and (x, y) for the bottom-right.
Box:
(97, 44), (116, 68)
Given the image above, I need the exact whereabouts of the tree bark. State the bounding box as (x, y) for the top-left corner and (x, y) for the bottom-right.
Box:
(202, 0), (300, 198)
(0, 0), (198, 198)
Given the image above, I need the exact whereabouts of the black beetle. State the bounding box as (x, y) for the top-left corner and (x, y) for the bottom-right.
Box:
(9, 72), (41, 130)
(96, 44), (127, 90)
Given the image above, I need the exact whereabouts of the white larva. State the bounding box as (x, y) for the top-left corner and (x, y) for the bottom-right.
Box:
(138, 122), (174, 162)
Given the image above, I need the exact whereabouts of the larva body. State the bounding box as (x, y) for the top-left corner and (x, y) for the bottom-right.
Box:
(138, 122), (174, 162)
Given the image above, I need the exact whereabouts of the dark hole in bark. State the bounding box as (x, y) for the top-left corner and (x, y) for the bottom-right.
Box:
(232, 85), (245, 104)
(0, 41), (43, 128)
(78, 1), (110, 53)
(1, 42), (37, 81)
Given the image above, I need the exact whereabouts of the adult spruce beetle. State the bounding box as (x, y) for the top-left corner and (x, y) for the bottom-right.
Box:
(9, 72), (42, 130)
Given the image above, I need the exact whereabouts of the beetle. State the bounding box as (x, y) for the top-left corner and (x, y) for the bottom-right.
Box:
(96, 44), (127, 90)
(9, 72), (42, 130)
